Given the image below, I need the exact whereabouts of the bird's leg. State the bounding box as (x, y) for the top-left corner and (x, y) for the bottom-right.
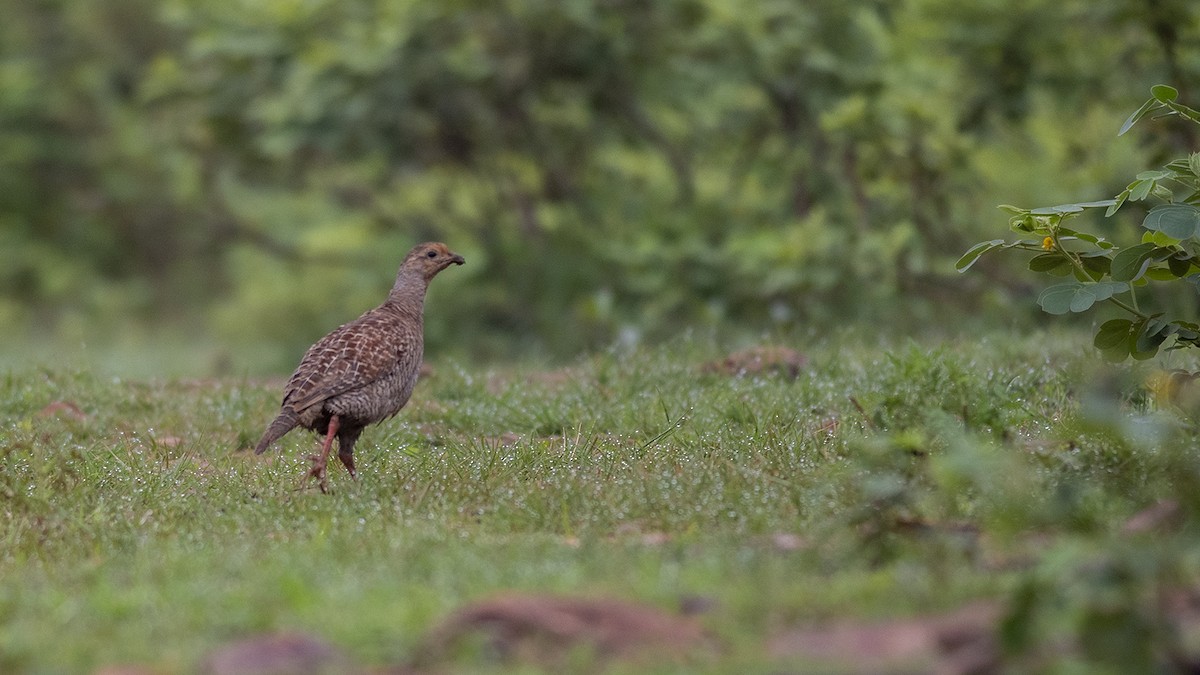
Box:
(306, 414), (340, 493)
(336, 426), (362, 479)
(338, 450), (356, 478)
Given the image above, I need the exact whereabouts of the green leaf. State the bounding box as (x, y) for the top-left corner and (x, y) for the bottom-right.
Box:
(1062, 231), (1111, 248)
(1095, 319), (1134, 361)
(1152, 84), (1179, 102)
(1176, 323), (1200, 343)
(1119, 98), (1157, 136)
(1091, 281), (1130, 304)
(1136, 170), (1172, 181)
(1037, 284), (1081, 314)
(1110, 242), (1157, 282)
(1010, 215), (1038, 233)
(1052, 204), (1084, 214)
(1151, 184), (1177, 202)
(955, 239), (1005, 272)
(1143, 204), (1200, 240)
(1028, 254), (1070, 274)
(1055, 236), (1104, 253)
(1130, 339), (1160, 361)
(1190, 153), (1200, 179)
(1094, 319), (1133, 349)
(1168, 254), (1193, 277)
(1031, 205), (1080, 216)
(1166, 101), (1200, 125)
(1129, 180), (1154, 202)
(997, 204), (1028, 216)
(1118, 96), (1156, 135)
(1106, 189), (1130, 216)
(1143, 230), (1181, 246)
(1036, 281), (1128, 315)
(1136, 316), (1170, 353)
(1167, 156), (1195, 169)
(1003, 239), (1048, 249)
(1081, 255), (1111, 276)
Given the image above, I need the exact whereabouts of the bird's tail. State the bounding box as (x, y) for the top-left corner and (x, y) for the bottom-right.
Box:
(254, 410), (299, 455)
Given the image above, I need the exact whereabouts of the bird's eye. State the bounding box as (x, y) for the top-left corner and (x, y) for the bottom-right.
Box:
(426, 250), (438, 258)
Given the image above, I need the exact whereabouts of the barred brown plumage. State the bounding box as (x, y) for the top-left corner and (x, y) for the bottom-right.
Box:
(254, 242), (464, 492)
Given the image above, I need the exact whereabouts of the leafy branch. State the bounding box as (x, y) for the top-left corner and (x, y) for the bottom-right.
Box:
(958, 85), (1200, 361)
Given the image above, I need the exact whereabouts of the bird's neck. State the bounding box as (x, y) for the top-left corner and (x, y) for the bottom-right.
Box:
(383, 270), (429, 318)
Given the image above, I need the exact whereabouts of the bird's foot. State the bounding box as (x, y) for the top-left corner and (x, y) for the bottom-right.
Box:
(305, 453), (329, 494)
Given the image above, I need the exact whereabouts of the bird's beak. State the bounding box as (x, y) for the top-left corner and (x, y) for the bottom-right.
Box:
(450, 253), (465, 265)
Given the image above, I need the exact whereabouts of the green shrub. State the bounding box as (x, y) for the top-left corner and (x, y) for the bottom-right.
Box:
(959, 85), (1200, 362)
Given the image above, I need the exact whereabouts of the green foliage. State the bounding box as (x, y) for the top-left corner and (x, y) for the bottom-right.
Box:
(959, 85), (1200, 361)
(3, 1), (1200, 358)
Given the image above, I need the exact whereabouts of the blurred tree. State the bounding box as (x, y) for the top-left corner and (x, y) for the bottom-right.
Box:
(1, 0), (1198, 361)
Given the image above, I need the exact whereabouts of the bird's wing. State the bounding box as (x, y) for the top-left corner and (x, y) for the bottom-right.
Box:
(281, 312), (419, 414)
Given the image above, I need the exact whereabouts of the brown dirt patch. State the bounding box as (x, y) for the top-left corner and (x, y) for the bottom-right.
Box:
(198, 632), (349, 675)
(37, 400), (88, 421)
(411, 593), (715, 669)
(767, 602), (1001, 674)
(702, 346), (807, 378)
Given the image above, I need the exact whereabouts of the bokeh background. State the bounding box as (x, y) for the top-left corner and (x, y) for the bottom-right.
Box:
(3, 0), (1199, 374)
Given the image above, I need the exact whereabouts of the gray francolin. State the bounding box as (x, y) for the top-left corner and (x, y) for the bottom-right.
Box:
(254, 242), (464, 492)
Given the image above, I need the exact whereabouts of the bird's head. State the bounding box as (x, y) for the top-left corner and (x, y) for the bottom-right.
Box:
(404, 242), (466, 281)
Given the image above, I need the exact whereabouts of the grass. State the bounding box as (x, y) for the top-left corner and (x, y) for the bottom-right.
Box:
(2, 329), (1200, 672)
